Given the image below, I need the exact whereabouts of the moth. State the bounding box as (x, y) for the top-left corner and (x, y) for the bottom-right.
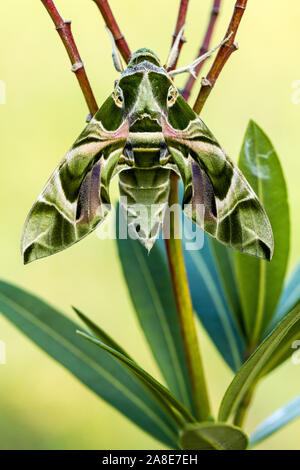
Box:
(22, 28), (273, 264)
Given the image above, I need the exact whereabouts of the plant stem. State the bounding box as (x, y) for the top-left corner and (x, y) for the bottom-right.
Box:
(164, 173), (211, 421)
(92, 0), (131, 63)
(182, 0), (221, 102)
(233, 388), (254, 428)
(169, 0), (190, 70)
(41, 0), (98, 117)
(193, 0), (248, 114)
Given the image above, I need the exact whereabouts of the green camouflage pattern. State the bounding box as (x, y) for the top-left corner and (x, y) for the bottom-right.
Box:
(22, 48), (273, 263)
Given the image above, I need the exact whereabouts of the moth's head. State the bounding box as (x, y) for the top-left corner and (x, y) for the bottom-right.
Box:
(112, 52), (179, 128)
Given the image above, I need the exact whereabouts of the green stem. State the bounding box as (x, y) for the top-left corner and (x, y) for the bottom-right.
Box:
(164, 173), (211, 421)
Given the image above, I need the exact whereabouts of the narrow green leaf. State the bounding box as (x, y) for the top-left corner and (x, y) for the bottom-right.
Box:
(183, 233), (245, 372)
(72, 306), (133, 360)
(258, 264), (300, 375)
(209, 238), (245, 337)
(0, 280), (179, 448)
(218, 301), (300, 422)
(235, 120), (290, 347)
(259, 307), (300, 376)
(250, 395), (300, 447)
(179, 422), (248, 450)
(117, 212), (195, 414)
(77, 330), (195, 425)
(272, 262), (300, 327)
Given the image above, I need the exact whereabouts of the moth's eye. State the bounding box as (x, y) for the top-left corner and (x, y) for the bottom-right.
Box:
(167, 86), (178, 107)
(113, 86), (124, 107)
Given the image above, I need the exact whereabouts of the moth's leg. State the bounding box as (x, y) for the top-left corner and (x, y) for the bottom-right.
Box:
(106, 26), (124, 73)
(169, 32), (233, 78)
(165, 24), (185, 70)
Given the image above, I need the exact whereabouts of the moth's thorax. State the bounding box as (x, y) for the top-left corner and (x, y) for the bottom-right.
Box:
(117, 55), (174, 170)
(123, 130), (168, 169)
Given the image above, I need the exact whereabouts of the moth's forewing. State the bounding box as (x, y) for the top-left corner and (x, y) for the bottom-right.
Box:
(163, 95), (274, 261)
(22, 97), (128, 264)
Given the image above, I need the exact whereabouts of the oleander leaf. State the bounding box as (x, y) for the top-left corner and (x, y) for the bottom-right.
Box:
(218, 300), (300, 422)
(77, 330), (195, 425)
(234, 120), (290, 347)
(179, 422), (248, 450)
(73, 306), (133, 360)
(208, 238), (245, 336)
(272, 262), (300, 328)
(183, 230), (245, 372)
(255, 263), (300, 376)
(0, 280), (179, 447)
(117, 208), (195, 415)
(250, 394), (300, 447)
(258, 303), (300, 376)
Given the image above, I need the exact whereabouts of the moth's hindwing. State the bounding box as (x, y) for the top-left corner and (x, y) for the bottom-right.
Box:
(163, 96), (274, 261)
(22, 97), (128, 263)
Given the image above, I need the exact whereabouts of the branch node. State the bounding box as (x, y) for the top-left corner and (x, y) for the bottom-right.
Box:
(56, 20), (71, 31)
(212, 7), (220, 15)
(71, 62), (84, 72)
(201, 77), (212, 87)
(41, 0), (98, 115)
(193, 0), (248, 114)
(86, 113), (93, 123)
(172, 33), (187, 44)
(114, 33), (125, 42)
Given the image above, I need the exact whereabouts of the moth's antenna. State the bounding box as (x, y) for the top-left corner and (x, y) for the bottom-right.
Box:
(106, 26), (124, 73)
(165, 24), (185, 71)
(169, 32), (233, 78)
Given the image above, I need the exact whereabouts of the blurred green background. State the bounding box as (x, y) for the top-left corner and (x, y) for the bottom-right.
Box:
(0, 0), (299, 449)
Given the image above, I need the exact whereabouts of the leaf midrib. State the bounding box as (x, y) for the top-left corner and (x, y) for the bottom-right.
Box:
(0, 291), (177, 443)
(219, 307), (300, 421)
(190, 252), (242, 370)
(132, 242), (192, 411)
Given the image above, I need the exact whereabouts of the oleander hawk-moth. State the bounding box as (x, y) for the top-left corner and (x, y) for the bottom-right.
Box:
(21, 45), (273, 264)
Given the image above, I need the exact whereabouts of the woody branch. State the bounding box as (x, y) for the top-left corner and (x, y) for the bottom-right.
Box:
(193, 0), (248, 114)
(169, 0), (190, 70)
(41, 0), (98, 117)
(92, 0), (131, 63)
(182, 0), (221, 101)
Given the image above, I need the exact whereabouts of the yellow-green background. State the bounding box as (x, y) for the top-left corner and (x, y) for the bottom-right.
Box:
(0, 0), (299, 450)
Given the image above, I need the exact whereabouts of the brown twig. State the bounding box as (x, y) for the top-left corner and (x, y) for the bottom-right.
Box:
(193, 0), (248, 114)
(92, 0), (131, 63)
(41, 0), (98, 117)
(182, 0), (221, 102)
(169, 0), (190, 70)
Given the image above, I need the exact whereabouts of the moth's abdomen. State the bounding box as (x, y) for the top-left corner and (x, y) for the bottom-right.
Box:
(118, 168), (170, 250)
